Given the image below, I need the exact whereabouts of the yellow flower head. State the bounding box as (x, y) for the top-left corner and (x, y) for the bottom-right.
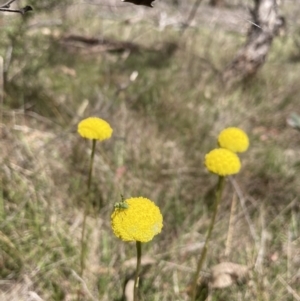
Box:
(78, 117), (113, 141)
(205, 148), (241, 176)
(111, 197), (163, 243)
(218, 127), (249, 153)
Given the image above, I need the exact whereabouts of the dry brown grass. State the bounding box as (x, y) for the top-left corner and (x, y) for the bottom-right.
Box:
(1, 1), (300, 300)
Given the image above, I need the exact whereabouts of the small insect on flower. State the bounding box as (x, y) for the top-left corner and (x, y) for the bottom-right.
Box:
(114, 195), (129, 210)
(114, 201), (129, 210)
(111, 197), (163, 242)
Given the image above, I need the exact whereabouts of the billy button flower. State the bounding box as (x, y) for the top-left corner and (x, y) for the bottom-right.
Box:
(111, 197), (163, 301)
(111, 197), (163, 243)
(205, 148), (241, 176)
(78, 117), (113, 141)
(191, 147), (243, 301)
(218, 127), (249, 153)
(77, 117), (113, 279)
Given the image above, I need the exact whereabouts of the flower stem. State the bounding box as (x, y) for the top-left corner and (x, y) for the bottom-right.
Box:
(134, 241), (142, 301)
(190, 176), (225, 301)
(80, 139), (97, 278)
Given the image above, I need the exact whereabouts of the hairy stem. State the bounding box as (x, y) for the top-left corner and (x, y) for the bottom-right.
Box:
(190, 176), (225, 301)
(80, 139), (97, 278)
(134, 241), (142, 301)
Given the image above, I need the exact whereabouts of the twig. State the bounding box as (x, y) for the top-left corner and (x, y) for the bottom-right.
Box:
(229, 176), (260, 249)
(287, 228), (292, 279)
(277, 275), (300, 301)
(254, 205), (266, 273)
(268, 198), (297, 227)
(0, 0), (16, 8)
(181, 0), (204, 35)
(225, 193), (237, 257)
(0, 5), (32, 14)
(71, 270), (97, 301)
(0, 0), (33, 14)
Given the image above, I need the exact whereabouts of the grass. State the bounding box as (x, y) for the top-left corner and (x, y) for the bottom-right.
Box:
(1, 1), (300, 300)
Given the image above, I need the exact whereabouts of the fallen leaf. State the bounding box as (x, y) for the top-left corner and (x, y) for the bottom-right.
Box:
(210, 262), (249, 289)
(124, 279), (134, 301)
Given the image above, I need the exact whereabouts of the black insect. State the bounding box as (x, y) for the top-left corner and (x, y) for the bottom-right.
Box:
(122, 0), (155, 8)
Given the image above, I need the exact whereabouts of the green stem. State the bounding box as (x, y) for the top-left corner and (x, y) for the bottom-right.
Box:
(80, 139), (97, 278)
(134, 241), (142, 301)
(190, 176), (225, 301)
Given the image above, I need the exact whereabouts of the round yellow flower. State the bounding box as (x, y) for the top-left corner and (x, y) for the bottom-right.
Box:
(111, 197), (163, 243)
(218, 127), (249, 153)
(78, 117), (113, 141)
(205, 148), (241, 176)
